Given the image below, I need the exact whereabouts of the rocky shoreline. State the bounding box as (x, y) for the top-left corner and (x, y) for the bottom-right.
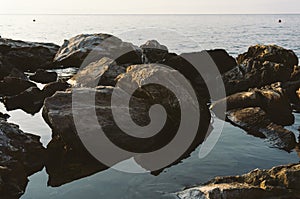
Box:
(0, 34), (300, 198)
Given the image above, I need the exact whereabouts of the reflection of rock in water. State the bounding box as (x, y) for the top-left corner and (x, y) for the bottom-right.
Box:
(45, 135), (108, 187)
(296, 143), (300, 158)
(0, 113), (45, 198)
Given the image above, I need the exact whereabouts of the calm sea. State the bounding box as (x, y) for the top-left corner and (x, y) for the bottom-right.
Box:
(0, 14), (299, 199)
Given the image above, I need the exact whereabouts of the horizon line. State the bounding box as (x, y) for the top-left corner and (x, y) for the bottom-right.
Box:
(0, 13), (300, 15)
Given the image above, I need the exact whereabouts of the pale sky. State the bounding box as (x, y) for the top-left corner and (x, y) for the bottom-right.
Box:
(1, 0), (300, 14)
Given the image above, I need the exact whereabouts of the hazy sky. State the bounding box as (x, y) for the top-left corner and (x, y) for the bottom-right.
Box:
(1, 0), (300, 14)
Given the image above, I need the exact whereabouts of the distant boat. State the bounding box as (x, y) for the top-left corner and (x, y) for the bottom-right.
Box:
(278, 19), (282, 23)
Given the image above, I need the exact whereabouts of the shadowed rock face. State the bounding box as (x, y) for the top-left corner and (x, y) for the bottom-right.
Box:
(223, 45), (298, 95)
(29, 69), (58, 84)
(177, 163), (300, 199)
(0, 38), (59, 73)
(0, 113), (45, 198)
(54, 34), (143, 68)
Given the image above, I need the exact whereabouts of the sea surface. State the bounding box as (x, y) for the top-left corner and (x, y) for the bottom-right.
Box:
(0, 14), (300, 199)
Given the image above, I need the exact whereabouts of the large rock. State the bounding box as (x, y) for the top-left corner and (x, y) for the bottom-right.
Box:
(29, 69), (57, 84)
(159, 50), (236, 101)
(54, 34), (142, 67)
(206, 49), (237, 74)
(0, 38), (59, 72)
(43, 64), (211, 174)
(227, 107), (296, 151)
(0, 77), (36, 97)
(2, 87), (44, 114)
(140, 40), (169, 63)
(211, 87), (294, 126)
(68, 57), (125, 87)
(2, 80), (70, 114)
(0, 113), (45, 198)
(237, 45), (298, 67)
(223, 45), (298, 95)
(177, 163), (300, 199)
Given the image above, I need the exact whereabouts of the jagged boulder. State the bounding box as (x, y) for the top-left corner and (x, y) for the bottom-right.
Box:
(223, 45), (298, 95)
(177, 163), (300, 199)
(0, 38), (59, 72)
(54, 33), (142, 67)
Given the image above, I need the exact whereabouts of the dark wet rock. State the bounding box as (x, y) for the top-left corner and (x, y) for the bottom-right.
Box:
(68, 57), (125, 87)
(223, 45), (298, 95)
(54, 33), (142, 68)
(206, 49), (237, 74)
(140, 40), (169, 63)
(0, 77), (36, 97)
(45, 135), (107, 187)
(0, 38), (59, 72)
(290, 65), (300, 82)
(211, 88), (294, 126)
(3, 87), (44, 114)
(177, 163), (300, 199)
(227, 107), (296, 151)
(159, 50), (236, 101)
(0, 113), (45, 198)
(6, 68), (27, 80)
(2, 80), (69, 114)
(29, 69), (57, 84)
(42, 80), (70, 97)
(237, 45), (298, 67)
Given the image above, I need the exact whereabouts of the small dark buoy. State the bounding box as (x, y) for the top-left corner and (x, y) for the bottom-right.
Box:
(278, 19), (282, 23)
(33, 19), (36, 22)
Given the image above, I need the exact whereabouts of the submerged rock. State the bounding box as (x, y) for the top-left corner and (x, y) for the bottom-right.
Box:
(0, 38), (59, 72)
(29, 69), (57, 84)
(177, 163), (300, 199)
(54, 33), (142, 67)
(227, 107), (296, 151)
(0, 113), (45, 198)
(68, 57), (125, 87)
